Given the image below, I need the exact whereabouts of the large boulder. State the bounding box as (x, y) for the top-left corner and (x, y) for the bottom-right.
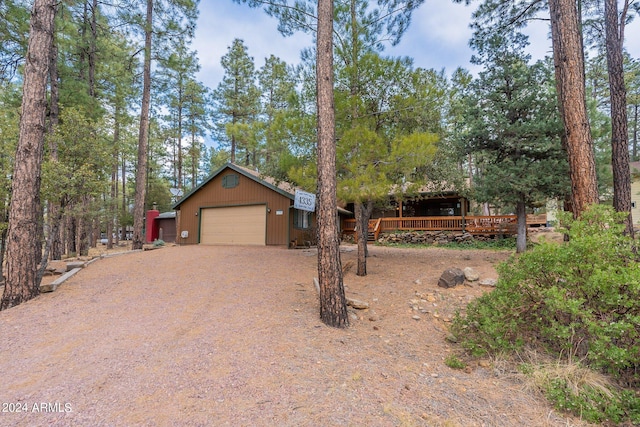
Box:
(437, 268), (465, 288)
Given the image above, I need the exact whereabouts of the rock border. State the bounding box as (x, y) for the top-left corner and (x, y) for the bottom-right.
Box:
(39, 249), (142, 293)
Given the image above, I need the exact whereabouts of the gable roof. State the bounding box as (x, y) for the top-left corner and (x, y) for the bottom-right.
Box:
(172, 163), (297, 210)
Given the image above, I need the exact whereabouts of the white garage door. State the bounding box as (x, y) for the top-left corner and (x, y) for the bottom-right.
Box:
(200, 205), (266, 245)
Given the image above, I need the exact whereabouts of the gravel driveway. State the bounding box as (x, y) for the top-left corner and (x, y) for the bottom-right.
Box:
(0, 245), (586, 426)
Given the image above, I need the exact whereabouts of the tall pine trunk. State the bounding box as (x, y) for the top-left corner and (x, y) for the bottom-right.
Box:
(605, 0), (633, 236)
(1, 0), (56, 310)
(355, 200), (374, 276)
(132, 0), (153, 250)
(107, 103), (121, 250)
(120, 151), (126, 244)
(47, 14), (63, 260)
(355, 202), (367, 276)
(317, 0), (348, 328)
(548, 0), (599, 216)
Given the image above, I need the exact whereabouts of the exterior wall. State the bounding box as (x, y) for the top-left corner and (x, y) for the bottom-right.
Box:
(156, 218), (176, 243)
(632, 180), (640, 225)
(630, 162), (640, 226)
(175, 168), (293, 245)
(289, 208), (317, 246)
(368, 196), (469, 219)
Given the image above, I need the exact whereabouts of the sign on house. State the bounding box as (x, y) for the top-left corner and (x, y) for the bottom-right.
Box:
(294, 190), (316, 212)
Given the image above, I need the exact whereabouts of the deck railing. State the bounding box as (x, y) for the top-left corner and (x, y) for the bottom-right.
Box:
(343, 214), (546, 237)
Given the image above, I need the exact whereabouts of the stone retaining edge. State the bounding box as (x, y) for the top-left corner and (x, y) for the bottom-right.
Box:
(39, 249), (143, 293)
(40, 267), (82, 293)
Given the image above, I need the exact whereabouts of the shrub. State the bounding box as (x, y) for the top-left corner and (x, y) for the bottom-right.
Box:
(451, 205), (640, 423)
(152, 239), (165, 247)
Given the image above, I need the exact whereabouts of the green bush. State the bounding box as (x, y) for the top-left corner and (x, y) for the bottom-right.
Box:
(545, 378), (640, 424)
(152, 239), (165, 247)
(451, 205), (640, 423)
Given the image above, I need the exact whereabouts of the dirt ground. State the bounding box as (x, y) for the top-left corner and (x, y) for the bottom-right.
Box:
(0, 244), (590, 426)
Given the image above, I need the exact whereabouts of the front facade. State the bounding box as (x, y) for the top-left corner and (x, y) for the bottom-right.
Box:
(172, 163), (317, 246)
(356, 191), (470, 220)
(630, 162), (640, 226)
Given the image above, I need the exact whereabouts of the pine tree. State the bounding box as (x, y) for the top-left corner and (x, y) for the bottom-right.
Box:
(1, 0), (56, 310)
(212, 39), (260, 165)
(459, 32), (569, 253)
(316, 0), (349, 328)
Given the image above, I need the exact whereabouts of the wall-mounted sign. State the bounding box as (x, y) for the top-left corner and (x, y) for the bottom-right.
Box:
(276, 210), (284, 215)
(294, 190), (316, 212)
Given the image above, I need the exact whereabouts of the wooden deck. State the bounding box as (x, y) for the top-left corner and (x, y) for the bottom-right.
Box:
(343, 214), (547, 239)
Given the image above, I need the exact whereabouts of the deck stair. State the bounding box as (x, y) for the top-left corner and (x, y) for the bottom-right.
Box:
(367, 218), (382, 241)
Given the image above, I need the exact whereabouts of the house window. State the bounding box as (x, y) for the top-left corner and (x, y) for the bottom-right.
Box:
(222, 173), (239, 189)
(294, 209), (311, 229)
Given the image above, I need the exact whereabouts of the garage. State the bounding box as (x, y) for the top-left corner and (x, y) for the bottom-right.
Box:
(200, 204), (266, 245)
(173, 164), (336, 246)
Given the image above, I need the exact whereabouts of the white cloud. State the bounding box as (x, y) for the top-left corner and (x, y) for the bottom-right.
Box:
(193, 1), (640, 91)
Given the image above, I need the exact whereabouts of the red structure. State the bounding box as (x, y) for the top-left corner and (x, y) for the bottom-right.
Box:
(145, 209), (160, 243)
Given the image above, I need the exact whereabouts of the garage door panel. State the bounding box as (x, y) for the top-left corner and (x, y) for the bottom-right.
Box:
(200, 205), (266, 245)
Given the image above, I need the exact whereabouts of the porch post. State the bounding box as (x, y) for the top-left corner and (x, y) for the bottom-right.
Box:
(399, 200), (403, 218)
(460, 197), (466, 232)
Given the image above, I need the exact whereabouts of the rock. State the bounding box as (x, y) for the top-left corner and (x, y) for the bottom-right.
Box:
(530, 231), (565, 244)
(445, 334), (458, 343)
(39, 282), (57, 293)
(39, 267), (82, 293)
(463, 267), (480, 282)
(346, 297), (370, 310)
(437, 268), (465, 288)
(66, 261), (86, 271)
(479, 278), (497, 287)
(412, 315), (421, 320)
(478, 360), (491, 368)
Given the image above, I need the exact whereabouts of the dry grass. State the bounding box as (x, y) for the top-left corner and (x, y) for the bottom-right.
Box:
(505, 348), (616, 405)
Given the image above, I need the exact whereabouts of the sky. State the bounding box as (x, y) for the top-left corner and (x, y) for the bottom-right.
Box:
(192, 1), (639, 93)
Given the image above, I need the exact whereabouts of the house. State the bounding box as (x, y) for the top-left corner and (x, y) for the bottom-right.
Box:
(368, 190), (470, 219)
(172, 163), (349, 246)
(630, 161), (640, 225)
(341, 184), (547, 238)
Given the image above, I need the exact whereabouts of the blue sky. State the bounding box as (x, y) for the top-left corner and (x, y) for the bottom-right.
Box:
(192, 1), (639, 92)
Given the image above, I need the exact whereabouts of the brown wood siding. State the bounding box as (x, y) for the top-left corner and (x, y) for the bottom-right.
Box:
(289, 208), (317, 246)
(156, 218), (176, 243)
(175, 169), (293, 245)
